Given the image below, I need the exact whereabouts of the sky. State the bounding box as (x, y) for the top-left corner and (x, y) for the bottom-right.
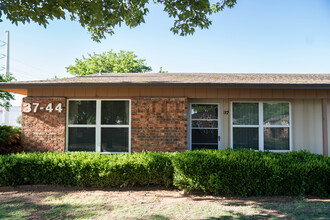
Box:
(0, 0), (330, 105)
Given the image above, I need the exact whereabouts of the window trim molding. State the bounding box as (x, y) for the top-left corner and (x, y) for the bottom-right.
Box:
(189, 102), (221, 150)
(66, 99), (131, 154)
(230, 101), (292, 152)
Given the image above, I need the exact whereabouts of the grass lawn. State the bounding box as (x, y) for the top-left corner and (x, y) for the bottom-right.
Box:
(0, 185), (329, 220)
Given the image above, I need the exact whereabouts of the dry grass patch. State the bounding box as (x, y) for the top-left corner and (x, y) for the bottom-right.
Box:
(0, 185), (329, 219)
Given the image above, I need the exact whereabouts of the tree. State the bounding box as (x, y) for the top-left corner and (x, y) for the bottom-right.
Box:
(0, 0), (237, 42)
(159, 67), (168, 73)
(66, 50), (152, 76)
(0, 73), (15, 111)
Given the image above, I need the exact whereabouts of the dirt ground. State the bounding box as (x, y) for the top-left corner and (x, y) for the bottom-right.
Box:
(0, 185), (329, 219)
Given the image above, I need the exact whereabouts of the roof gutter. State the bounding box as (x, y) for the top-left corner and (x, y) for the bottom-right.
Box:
(1, 82), (330, 90)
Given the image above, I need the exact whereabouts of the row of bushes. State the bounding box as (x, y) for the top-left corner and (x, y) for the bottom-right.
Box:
(172, 150), (329, 197)
(0, 150), (329, 197)
(0, 152), (173, 187)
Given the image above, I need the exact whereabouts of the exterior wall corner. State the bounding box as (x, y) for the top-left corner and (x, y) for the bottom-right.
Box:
(21, 97), (66, 152)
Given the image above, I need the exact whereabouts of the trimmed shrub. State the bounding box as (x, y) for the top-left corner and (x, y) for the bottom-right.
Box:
(0, 151), (174, 187)
(171, 149), (330, 197)
(0, 125), (22, 154)
(0, 150), (328, 197)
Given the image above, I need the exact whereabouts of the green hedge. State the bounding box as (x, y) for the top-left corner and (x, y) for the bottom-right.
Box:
(0, 150), (328, 197)
(172, 149), (330, 197)
(0, 152), (174, 187)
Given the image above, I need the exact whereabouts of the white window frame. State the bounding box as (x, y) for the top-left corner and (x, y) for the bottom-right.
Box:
(66, 99), (131, 154)
(230, 101), (292, 152)
(189, 102), (221, 150)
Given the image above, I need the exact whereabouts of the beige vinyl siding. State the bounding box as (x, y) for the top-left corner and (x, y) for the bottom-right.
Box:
(291, 100), (323, 154)
(223, 100), (230, 148)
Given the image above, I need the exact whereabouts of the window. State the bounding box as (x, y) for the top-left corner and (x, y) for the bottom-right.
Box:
(190, 103), (220, 150)
(231, 102), (291, 151)
(67, 100), (130, 153)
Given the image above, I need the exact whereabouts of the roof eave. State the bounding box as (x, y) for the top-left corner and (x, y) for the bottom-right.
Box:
(1, 82), (330, 90)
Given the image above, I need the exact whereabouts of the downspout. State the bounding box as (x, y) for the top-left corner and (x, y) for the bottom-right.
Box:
(321, 99), (328, 156)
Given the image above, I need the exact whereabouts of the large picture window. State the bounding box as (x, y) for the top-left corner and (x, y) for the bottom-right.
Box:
(67, 100), (130, 153)
(231, 102), (291, 151)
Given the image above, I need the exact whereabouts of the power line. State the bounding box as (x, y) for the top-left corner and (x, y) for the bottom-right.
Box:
(0, 33), (8, 73)
(11, 56), (67, 80)
(0, 31), (52, 80)
(10, 68), (43, 80)
(0, 32), (66, 81)
(10, 63), (47, 79)
(11, 57), (47, 74)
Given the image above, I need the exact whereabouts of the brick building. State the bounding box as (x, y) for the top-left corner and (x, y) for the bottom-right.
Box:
(0, 73), (329, 155)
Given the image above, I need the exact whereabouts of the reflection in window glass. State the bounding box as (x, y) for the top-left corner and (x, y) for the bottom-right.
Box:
(232, 102), (290, 151)
(101, 128), (129, 152)
(191, 120), (218, 128)
(68, 100), (130, 153)
(263, 103), (289, 125)
(264, 128), (289, 150)
(191, 104), (218, 119)
(192, 129), (218, 144)
(101, 101), (129, 125)
(192, 144), (218, 150)
(69, 101), (96, 125)
(233, 103), (258, 125)
(68, 128), (95, 151)
(191, 104), (219, 151)
(233, 127), (259, 150)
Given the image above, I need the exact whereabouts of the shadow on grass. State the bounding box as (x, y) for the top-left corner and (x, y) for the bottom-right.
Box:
(0, 198), (113, 219)
(140, 215), (171, 220)
(204, 200), (330, 220)
(0, 199), (33, 219)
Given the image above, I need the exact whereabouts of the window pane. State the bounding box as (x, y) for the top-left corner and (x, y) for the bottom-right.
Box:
(192, 129), (218, 144)
(68, 128), (95, 151)
(101, 101), (129, 125)
(101, 128), (129, 152)
(233, 128), (258, 150)
(233, 103), (258, 125)
(191, 120), (218, 128)
(69, 101), (96, 125)
(192, 144), (218, 150)
(264, 103), (289, 125)
(264, 128), (289, 150)
(191, 104), (218, 120)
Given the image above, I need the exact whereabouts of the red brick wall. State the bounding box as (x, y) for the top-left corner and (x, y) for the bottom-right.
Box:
(21, 96), (188, 153)
(131, 97), (188, 152)
(21, 97), (66, 152)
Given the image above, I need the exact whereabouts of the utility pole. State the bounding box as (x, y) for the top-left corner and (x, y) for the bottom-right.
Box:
(5, 31), (9, 74)
(1, 31), (9, 125)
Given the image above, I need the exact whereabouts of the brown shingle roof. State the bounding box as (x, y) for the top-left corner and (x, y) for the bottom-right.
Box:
(1, 73), (330, 89)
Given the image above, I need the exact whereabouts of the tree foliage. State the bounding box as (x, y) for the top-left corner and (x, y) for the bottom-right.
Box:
(0, 125), (21, 155)
(158, 67), (168, 73)
(0, 0), (237, 42)
(66, 50), (152, 76)
(0, 73), (15, 110)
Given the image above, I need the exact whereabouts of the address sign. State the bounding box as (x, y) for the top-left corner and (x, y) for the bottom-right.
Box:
(23, 103), (63, 113)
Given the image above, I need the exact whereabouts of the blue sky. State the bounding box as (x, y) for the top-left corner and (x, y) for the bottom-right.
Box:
(0, 0), (330, 105)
